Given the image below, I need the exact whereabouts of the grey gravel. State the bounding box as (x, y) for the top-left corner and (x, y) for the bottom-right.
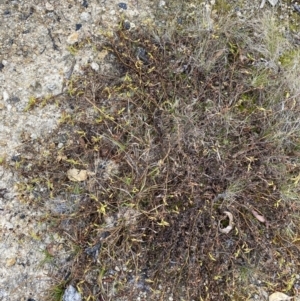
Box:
(63, 285), (82, 301)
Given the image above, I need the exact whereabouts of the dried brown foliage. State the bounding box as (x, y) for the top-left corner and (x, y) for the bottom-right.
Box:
(11, 4), (300, 301)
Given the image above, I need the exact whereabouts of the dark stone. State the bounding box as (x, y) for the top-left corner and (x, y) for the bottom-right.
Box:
(0, 188), (7, 198)
(20, 214), (26, 219)
(11, 155), (21, 162)
(23, 29), (30, 34)
(7, 96), (20, 103)
(64, 271), (71, 281)
(4, 10), (10, 15)
(75, 23), (82, 31)
(85, 243), (101, 260)
(101, 231), (111, 239)
(98, 161), (107, 169)
(27, 298), (36, 301)
(123, 20), (130, 30)
(118, 2), (127, 9)
(0, 63), (4, 71)
(294, 4), (300, 13)
(82, 0), (88, 8)
(136, 47), (149, 63)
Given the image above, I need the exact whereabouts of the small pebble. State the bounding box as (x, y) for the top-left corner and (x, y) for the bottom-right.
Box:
(3, 91), (9, 101)
(115, 266), (120, 271)
(67, 32), (79, 44)
(3, 10), (10, 15)
(11, 155), (21, 162)
(136, 47), (148, 63)
(294, 4), (300, 13)
(8, 96), (20, 103)
(118, 2), (127, 9)
(6, 258), (16, 267)
(45, 2), (54, 11)
(91, 62), (99, 72)
(129, 22), (136, 30)
(123, 20), (131, 30)
(0, 63), (4, 71)
(46, 83), (57, 91)
(63, 285), (82, 301)
(75, 24), (82, 31)
(80, 12), (91, 22)
(82, 0), (88, 8)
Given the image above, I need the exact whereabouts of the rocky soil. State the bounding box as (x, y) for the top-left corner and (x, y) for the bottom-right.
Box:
(0, 0), (154, 300)
(0, 0), (297, 300)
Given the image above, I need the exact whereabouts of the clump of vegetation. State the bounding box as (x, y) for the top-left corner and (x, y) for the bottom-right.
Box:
(9, 1), (300, 300)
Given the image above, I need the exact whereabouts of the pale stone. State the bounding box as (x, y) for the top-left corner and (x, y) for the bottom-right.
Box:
(45, 2), (54, 11)
(80, 12), (91, 22)
(6, 258), (16, 267)
(3, 91), (9, 102)
(91, 62), (99, 71)
(66, 32), (79, 45)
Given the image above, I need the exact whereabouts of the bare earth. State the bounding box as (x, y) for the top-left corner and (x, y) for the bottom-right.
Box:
(0, 0), (153, 300)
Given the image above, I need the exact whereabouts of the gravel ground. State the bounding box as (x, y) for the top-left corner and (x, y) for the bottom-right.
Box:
(0, 0), (298, 300)
(0, 1), (154, 300)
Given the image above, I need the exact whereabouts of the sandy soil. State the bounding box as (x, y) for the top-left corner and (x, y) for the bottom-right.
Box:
(0, 0), (154, 300)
